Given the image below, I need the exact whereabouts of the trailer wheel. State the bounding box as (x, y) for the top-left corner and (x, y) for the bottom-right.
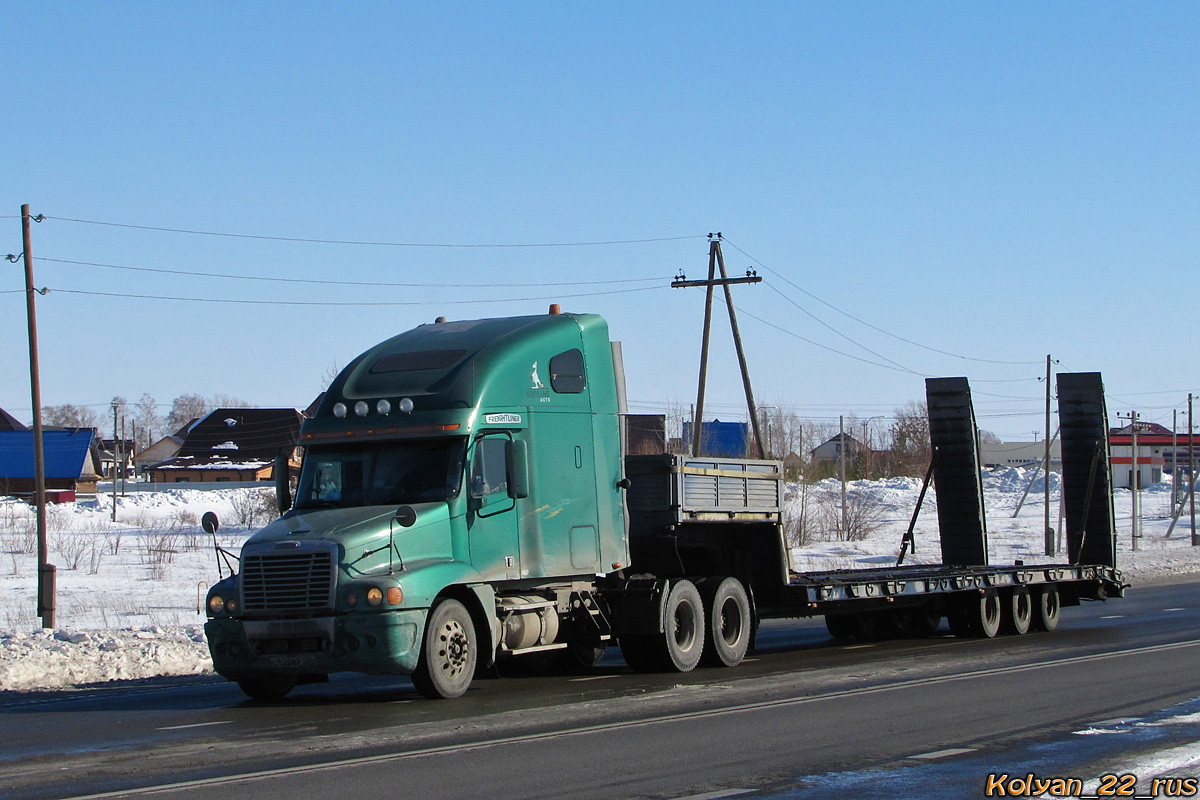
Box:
(1032, 584), (1061, 632)
(1002, 588), (1032, 635)
(700, 577), (750, 667)
(236, 673), (296, 702)
(412, 598), (477, 699)
(906, 609), (942, 637)
(661, 579), (705, 671)
(951, 590), (1001, 638)
(825, 614), (855, 640)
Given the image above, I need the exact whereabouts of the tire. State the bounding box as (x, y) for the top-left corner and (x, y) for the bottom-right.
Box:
(412, 598), (477, 699)
(951, 591), (1001, 638)
(906, 609), (942, 637)
(825, 613), (855, 640)
(1032, 584), (1061, 632)
(661, 579), (705, 672)
(565, 637), (608, 670)
(700, 577), (750, 667)
(1002, 588), (1032, 635)
(236, 673), (296, 701)
(619, 634), (660, 672)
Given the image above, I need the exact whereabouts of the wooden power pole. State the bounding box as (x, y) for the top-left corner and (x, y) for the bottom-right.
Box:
(19, 205), (55, 628)
(673, 234), (764, 458)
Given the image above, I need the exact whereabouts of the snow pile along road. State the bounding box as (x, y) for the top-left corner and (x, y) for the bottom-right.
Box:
(0, 626), (210, 691)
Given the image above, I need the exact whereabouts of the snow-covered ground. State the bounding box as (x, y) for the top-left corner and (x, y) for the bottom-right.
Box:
(2, 470), (1199, 693)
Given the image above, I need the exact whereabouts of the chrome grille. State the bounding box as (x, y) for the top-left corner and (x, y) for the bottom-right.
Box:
(241, 545), (336, 613)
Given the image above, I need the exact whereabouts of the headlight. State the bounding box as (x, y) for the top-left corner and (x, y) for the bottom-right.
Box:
(226, 598), (238, 613)
(208, 595), (225, 614)
(366, 587), (384, 606)
(346, 591), (359, 608)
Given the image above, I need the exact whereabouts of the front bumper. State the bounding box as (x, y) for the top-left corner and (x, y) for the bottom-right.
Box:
(206, 609), (427, 679)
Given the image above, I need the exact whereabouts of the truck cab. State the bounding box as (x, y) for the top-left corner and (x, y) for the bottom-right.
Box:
(205, 310), (629, 699)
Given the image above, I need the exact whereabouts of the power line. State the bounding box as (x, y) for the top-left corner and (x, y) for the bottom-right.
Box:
(763, 282), (918, 374)
(722, 237), (1042, 366)
(730, 301), (924, 375)
(48, 285), (667, 307)
(36, 256), (670, 289)
(44, 216), (705, 248)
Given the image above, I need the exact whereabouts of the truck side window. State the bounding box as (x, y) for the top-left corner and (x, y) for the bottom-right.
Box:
(549, 348), (585, 394)
(470, 437), (509, 498)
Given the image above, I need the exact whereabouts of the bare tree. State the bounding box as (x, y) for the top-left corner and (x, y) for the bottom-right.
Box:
(42, 404), (99, 429)
(210, 393), (251, 409)
(888, 401), (930, 478)
(166, 394), (209, 430)
(134, 394), (161, 449)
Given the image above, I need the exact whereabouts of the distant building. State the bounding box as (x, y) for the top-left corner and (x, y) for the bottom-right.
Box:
(980, 440), (1062, 472)
(0, 428), (103, 498)
(0, 406), (28, 432)
(147, 408), (304, 483)
(810, 432), (865, 465)
(1107, 422), (1198, 489)
(681, 420), (751, 458)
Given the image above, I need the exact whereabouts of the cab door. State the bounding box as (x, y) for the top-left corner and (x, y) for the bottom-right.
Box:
(466, 433), (520, 581)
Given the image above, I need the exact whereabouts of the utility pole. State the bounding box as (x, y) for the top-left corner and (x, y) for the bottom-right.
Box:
(1128, 411), (1140, 552)
(111, 401), (119, 522)
(1191, 394), (1197, 547)
(1173, 410), (1179, 507)
(20, 205), (54, 628)
(673, 234), (764, 457)
(839, 415), (848, 537)
(1044, 355), (1054, 557)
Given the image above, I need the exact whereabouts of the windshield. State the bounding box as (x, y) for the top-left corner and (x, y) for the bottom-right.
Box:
(294, 438), (467, 510)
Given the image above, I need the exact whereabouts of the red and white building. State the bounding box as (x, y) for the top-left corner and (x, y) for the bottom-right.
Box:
(1108, 422), (1199, 489)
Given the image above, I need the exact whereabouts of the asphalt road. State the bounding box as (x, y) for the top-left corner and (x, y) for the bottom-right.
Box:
(2, 575), (1199, 800)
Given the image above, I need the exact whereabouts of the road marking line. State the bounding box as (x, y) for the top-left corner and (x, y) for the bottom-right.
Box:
(1100, 615), (1125, 619)
(65, 637), (1200, 799)
(672, 789), (752, 800)
(156, 721), (233, 731)
(844, 644), (875, 650)
(1164, 607), (1186, 612)
(909, 747), (977, 760)
(570, 675), (619, 682)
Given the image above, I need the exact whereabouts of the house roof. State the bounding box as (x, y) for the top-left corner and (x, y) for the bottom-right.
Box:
(0, 429), (96, 480)
(0, 407), (28, 432)
(152, 408), (303, 471)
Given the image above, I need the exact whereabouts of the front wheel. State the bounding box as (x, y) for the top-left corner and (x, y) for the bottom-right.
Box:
(236, 673), (296, 702)
(412, 598), (477, 699)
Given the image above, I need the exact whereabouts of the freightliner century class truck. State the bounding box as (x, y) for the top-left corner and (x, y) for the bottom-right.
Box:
(204, 308), (1125, 700)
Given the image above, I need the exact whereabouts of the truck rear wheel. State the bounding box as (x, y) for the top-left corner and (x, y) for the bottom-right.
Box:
(700, 577), (750, 667)
(412, 598), (477, 699)
(1002, 588), (1032, 635)
(236, 673), (296, 702)
(661, 579), (705, 671)
(1032, 584), (1060, 632)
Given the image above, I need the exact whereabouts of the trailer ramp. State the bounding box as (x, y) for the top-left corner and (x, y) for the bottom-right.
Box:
(926, 377), (988, 566)
(1057, 372), (1117, 568)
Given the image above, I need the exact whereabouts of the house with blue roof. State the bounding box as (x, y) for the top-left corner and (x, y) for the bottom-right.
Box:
(0, 425), (103, 499)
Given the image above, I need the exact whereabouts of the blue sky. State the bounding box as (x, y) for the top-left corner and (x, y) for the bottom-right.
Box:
(3, 3), (1198, 442)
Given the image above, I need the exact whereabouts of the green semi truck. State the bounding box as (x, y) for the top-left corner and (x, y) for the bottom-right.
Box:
(203, 308), (1124, 700)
